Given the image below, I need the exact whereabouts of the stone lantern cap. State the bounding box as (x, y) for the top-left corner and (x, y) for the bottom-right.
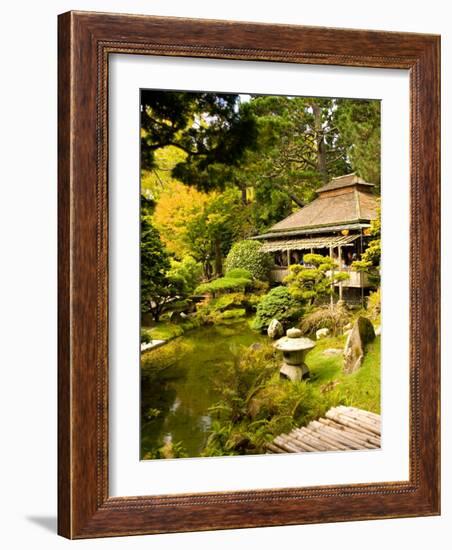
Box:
(274, 328), (316, 351)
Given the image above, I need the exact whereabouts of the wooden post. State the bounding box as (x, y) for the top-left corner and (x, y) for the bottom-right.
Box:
(338, 245), (343, 301)
(329, 246), (334, 305)
(360, 228), (364, 307)
(287, 249), (291, 267)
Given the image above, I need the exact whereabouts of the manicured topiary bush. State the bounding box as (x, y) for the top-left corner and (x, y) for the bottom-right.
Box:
(225, 268), (253, 280)
(195, 276), (252, 296)
(225, 240), (272, 281)
(251, 286), (302, 333)
(209, 293), (248, 311)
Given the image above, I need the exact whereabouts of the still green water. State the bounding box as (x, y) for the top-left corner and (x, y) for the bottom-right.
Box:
(140, 321), (266, 458)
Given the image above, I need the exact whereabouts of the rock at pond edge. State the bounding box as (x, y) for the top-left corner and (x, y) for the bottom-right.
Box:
(267, 318), (284, 339)
(316, 327), (330, 340)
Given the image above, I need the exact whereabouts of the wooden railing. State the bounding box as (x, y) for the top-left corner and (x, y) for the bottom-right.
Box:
(336, 269), (371, 288)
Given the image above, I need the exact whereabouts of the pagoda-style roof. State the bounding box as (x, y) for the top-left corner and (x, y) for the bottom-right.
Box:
(317, 173), (374, 193)
(256, 173), (378, 239)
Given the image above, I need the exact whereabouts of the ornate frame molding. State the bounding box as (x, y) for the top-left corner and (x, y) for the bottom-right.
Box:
(58, 11), (440, 538)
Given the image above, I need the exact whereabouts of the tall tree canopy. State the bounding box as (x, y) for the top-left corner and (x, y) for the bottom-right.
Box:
(335, 99), (381, 191)
(153, 181), (245, 278)
(141, 91), (381, 247)
(141, 145), (187, 204)
(153, 179), (211, 258)
(244, 96), (351, 192)
(234, 95), (380, 210)
(141, 91), (258, 191)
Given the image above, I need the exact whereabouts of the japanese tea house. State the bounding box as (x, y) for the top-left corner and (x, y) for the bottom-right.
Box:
(254, 173), (379, 301)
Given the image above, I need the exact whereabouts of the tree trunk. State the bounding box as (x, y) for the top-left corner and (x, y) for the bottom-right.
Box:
(312, 102), (328, 183)
(151, 306), (160, 323)
(203, 259), (212, 280)
(150, 299), (164, 323)
(234, 176), (248, 205)
(214, 239), (223, 276)
(241, 185), (247, 205)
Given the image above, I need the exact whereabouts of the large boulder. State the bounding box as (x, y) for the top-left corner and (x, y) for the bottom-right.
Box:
(267, 318), (284, 339)
(343, 316), (375, 374)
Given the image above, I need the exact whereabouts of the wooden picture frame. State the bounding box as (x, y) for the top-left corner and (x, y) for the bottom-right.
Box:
(58, 10), (440, 539)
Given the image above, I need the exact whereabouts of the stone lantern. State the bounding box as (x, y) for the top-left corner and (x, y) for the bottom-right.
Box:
(274, 328), (316, 381)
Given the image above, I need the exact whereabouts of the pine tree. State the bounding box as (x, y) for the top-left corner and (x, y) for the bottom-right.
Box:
(140, 217), (183, 322)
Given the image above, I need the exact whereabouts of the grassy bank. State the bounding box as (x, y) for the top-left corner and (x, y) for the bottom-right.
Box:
(308, 334), (380, 414)
(143, 318), (200, 342)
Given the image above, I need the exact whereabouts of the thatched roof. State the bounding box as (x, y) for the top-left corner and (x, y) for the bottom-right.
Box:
(256, 174), (378, 239)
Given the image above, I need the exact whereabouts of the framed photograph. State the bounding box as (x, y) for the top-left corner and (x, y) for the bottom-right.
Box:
(58, 11), (440, 538)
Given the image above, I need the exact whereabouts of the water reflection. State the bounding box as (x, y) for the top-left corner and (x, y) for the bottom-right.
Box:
(140, 321), (265, 458)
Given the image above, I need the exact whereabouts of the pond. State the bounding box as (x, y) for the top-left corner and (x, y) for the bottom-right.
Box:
(140, 320), (267, 458)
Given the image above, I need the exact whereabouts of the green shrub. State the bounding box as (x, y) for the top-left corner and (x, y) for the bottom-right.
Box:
(209, 293), (247, 311)
(221, 308), (246, 319)
(141, 328), (152, 344)
(248, 376), (335, 429)
(225, 267), (269, 296)
(366, 288), (381, 321)
(141, 340), (193, 382)
(167, 298), (191, 313)
(194, 291), (262, 325)
(251, 286), (302, 332)
(299, 304), (351, 336)
(225, 267), (253, 279)
(245, 293), (262, 313)
(284, 253), (348, 306)
(193, 307), (218, 326)
(195, 276), (252, 296)
(352, 205), (381, 286)
(225, 240), (272, 281)
(203, 343), (335, 456)
(142, 440), (188, 460)
(252, 279), (270, 294)
(147, 318), (200, 341)
(168, 256), (202, 295)
(214, 291), (263, 314)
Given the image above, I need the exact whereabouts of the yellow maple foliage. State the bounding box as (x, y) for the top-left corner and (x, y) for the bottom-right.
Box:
(153, 180), (216, 258)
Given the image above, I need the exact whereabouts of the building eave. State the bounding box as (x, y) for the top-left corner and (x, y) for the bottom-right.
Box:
(253, 220), (372, 241)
